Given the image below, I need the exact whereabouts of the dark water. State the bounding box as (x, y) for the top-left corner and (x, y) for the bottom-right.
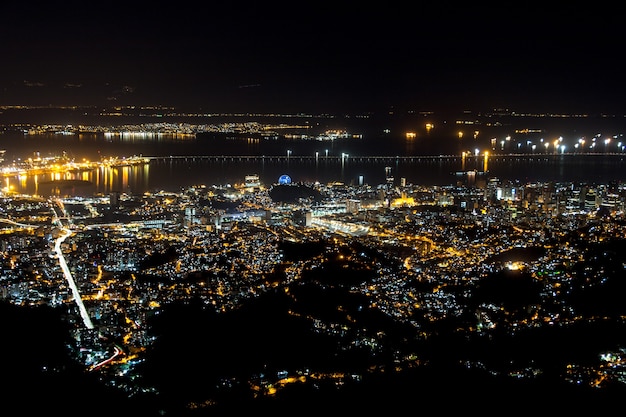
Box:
(1, 130), (625, 197)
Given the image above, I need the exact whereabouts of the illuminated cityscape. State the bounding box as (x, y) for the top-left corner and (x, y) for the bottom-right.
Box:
(2, 106), (626, 414)
(2, 2), (626, 414)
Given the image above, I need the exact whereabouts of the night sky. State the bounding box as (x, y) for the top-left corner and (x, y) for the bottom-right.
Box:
(1, 2), (624, 114)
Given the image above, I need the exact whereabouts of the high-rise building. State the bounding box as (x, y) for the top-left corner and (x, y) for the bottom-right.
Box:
(244, 174), (261, 190)
(583, 188), (598, 211)
(384, 166), (393, 186)
(109, 191), (120, 209)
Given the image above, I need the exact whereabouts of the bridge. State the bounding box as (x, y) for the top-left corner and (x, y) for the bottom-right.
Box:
(144, 154), (462, 163)
(141, 152), (626, 164)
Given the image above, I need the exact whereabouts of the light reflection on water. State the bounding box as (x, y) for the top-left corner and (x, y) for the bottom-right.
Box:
(3, 164), (151, 197)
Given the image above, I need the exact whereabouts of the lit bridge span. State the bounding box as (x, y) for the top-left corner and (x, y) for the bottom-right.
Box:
(141, 153), (626, 164)
(144, 155), (464, 163)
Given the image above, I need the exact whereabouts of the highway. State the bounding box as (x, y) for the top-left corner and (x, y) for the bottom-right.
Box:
(53, 221), (95, 329)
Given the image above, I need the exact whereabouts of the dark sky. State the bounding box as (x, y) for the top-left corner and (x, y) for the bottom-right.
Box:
(1, 2), (624, 114)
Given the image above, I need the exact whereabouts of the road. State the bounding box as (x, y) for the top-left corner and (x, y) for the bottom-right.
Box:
(53, 221), (95, 329)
